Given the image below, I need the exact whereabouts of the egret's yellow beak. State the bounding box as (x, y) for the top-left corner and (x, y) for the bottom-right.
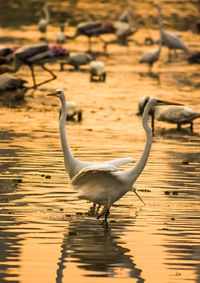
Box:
(47, 91), (58, 97)
(162, 99), (184, 106)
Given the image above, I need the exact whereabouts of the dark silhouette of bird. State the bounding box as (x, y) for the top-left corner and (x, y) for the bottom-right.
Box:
(71, 21), (115, 52)
(0, 46), (18, 64)
(155, 3), (190, 61)
(188, 51), (200, 64)
(138, 96), (200, 135)
(0, 73), (27, 105)
(0, 44), (69, 89)
(38, 2), (50, 36)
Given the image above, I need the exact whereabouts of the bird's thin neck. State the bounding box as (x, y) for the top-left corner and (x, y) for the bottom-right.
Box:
(157, 5), (163, 51)
(2, 57), (21, 73)
(59, 96), (77, 178)
(122, 101), (153, 185)
(43, 5), (50, 22)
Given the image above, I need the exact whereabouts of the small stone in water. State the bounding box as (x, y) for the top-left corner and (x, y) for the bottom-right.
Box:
(45, 175), (51, 179)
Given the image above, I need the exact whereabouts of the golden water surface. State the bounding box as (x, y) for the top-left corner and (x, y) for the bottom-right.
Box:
(0, 3), (200, 282)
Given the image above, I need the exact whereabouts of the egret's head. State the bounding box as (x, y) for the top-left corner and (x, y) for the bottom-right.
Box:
(47, 89), (64, 99)
(149, 97), (183, 108)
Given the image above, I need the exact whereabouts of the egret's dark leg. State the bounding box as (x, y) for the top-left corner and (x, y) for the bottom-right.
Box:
(97, 206), (107, 220)
(190, 122), (193, 132)
(35, 64), (57, 88)
(177, 123), (181, 130)
(104, 209), (110, 222)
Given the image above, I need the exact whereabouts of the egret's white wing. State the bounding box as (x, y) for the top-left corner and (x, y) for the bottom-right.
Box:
(71, 165), (123, 206)
(71, 163), (118, 186)
(104, 157), (136, 167)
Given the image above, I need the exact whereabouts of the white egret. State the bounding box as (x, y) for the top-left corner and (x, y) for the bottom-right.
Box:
(139, 3), (162, 73)
(138, 96), (200, 134)
(155, 3), (190, 61)
(38, 3), (50, 35)
(47, 89), (182, 223)
(56, 25), (66, 44)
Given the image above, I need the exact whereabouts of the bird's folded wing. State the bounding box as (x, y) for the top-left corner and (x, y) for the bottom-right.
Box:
(104, 157), (136, 167)
(71, 163), (118, 186)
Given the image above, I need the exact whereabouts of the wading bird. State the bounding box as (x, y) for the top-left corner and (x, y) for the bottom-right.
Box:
(47, 89), (181, 224)
(38, 2), (50, 37)
(138, 96), (200, 134)
(70, 21), (115, 52)
(89, 61), (106, 82)
(0, 44), (69, 89)
(0, 73), (27, 105)
(139, 6), (162, 73)
(155, 3), (190, 61)
(56, 24), (67, 44)
(0, 46), (18, 64)
(60, 52), (92, 71)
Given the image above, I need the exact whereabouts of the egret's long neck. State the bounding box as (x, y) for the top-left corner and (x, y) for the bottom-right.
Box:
(59, 96), (77, 178)
(122, 101), (153, 185)
(43, 5), (50, 22)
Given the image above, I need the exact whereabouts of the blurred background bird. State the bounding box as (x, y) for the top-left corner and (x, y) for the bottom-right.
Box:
(155, 2), (190, 61)
(0, 44), (69, 89)
(56, 23), (67, 44)
(0, 73), (27, 106)
(38, 2), (51, 40)
(89, 61), (106, 82)
(60, 52), (92, 71)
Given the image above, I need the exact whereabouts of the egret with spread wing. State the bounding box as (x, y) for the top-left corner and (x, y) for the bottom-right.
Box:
(47, 89), (182, 224)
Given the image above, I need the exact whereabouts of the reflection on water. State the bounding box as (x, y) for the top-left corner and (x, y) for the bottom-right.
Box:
(0, 109), (200, 283)
(56, 219), (144, 282)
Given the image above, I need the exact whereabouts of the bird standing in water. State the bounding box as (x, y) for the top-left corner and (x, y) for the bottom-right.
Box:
(138, 96), (200, 135)
(38, 2), (50, 39)
(47, 89), (182, 224)
(0, 44), (69, 89)
(155, 2), (190, 61)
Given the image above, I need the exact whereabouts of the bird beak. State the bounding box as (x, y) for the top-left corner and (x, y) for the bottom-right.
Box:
(47, 91), (58, 97)
(161, 99), (184, 106)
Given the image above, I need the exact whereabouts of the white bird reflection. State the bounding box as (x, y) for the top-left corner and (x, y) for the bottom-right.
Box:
(56, 219), (145, 282)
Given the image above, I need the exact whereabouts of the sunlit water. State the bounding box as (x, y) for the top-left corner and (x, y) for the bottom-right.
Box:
(0, 107), (200, 283)
(0, 8), (200, 281)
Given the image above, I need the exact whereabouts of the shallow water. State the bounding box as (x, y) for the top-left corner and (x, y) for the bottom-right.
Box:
(0, 108), (200, 283)
(0, 9), (200, 283)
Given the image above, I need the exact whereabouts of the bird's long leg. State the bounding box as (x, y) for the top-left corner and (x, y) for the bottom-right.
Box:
(97, 206), (107, 220)
(34, 64), (57, 88)
(104, 209), (110, 222)
(88, 37), (92, 52)
(99, 36), (108, 52)
(190, 122), (193, 132)
(29, 65), (37, 89)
